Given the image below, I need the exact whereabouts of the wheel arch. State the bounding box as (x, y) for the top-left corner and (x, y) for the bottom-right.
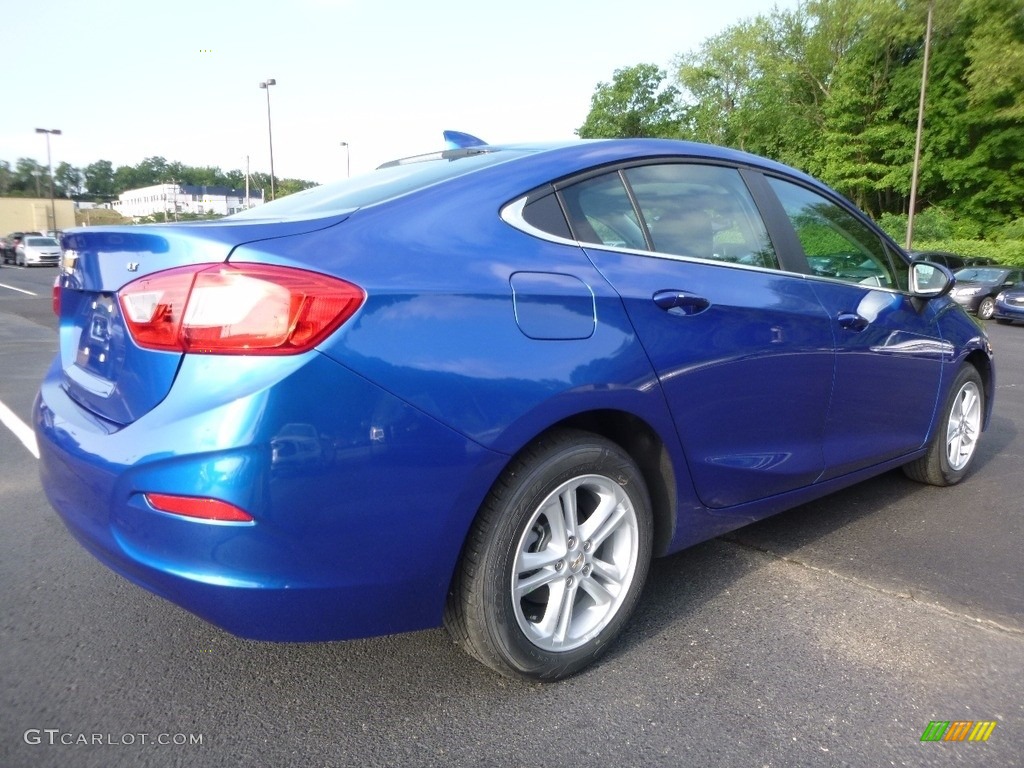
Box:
(466, 409), (679, 562)
(964, 347), (995, 430)
(553, 410), (677, 557)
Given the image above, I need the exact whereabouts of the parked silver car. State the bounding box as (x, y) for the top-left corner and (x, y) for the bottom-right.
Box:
(15, 236), (62, 266)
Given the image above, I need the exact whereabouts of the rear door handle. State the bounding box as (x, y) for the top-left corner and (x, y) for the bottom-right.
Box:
(653, 290), (710, 316)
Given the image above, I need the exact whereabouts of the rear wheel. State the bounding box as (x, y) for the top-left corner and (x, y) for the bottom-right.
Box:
(903, 365), (983, 486)
(977, 296), (995, 320)
(445, 429), (652, 680)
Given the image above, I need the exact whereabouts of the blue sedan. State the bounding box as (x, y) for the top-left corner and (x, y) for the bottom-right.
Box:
(994, 286), (1024, 325)
(35, 137), (994, 680)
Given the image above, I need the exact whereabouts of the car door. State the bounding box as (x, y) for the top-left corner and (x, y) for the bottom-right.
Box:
(762, 176), (948, 479)
(559, 163), (835, 509)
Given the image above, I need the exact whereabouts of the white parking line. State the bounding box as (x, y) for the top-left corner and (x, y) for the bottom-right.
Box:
(0, 282), (38, 296)
(0, 399), (39, 458)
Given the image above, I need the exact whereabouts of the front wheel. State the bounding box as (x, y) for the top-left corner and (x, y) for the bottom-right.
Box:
(903, 365), (984, 486)
(977, 296), (995, 320)
(445, 430), (653, 681)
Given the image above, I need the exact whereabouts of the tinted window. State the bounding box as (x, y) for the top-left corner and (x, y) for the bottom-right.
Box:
(625, 164), (778, 268)
(560, 173), (648, 250)
(521, 190), (572, 239)
(767, 177), (900, 289)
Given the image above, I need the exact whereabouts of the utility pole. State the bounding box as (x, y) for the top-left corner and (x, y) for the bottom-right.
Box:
(906, 3), (934, 251)
(35, 128), (61, 232)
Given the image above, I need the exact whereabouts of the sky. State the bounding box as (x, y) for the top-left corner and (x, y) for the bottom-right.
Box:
(1, 0), (796, 185)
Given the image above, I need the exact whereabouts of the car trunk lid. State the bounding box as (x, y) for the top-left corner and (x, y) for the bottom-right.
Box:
(57, 216), (347, 426)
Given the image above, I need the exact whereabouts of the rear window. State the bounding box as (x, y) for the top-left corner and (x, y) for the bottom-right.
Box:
(230, 149), (527, 219)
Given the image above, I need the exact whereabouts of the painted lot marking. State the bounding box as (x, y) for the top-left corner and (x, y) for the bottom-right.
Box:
(0, 399), (39, 458)
(0, 282), (38, 296)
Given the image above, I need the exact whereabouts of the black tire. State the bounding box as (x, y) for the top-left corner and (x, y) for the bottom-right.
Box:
(977, 296), (995, 320)
(445, 429), (653, 681)
(903, 365), (984, 486)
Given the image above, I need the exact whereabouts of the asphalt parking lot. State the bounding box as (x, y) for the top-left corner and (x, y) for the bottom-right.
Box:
(1, 263), (1022, 767)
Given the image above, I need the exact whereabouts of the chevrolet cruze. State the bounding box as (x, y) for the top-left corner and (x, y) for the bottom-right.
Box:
(35, 137), (993, 680)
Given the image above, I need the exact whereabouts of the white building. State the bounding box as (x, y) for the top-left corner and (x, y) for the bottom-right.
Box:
(113, 183), (265, 219)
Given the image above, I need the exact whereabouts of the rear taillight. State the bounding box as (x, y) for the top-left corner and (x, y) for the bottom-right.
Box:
(118, 263), (364, 354)
(52, 276), (60, 316)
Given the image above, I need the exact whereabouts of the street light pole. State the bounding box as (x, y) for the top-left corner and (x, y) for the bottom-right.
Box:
(340, 141), (350, 178)
(259, 79), (277, 200)
(35, 128), (62, 233)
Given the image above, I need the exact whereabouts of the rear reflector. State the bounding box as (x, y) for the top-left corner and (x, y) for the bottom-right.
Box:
(119, 263), (364, 354)
(145, 493), (254, 522)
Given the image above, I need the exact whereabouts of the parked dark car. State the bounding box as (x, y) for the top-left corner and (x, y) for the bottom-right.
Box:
(993, 285), (1024, 325)
(964, 256), (998, 267)
(910, 250), (967, 271)
(950, 266), (1023, 319)
(2, 231), (42, 264)
(35, 137), (994, 681)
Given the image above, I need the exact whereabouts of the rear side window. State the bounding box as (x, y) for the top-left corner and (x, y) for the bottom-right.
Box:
(521, 190), (572, 240)
(767, 177), (903, 290)
(560, 173), (648, 250)
(559, 164), (779, 270)
(625, 164), (778, 268)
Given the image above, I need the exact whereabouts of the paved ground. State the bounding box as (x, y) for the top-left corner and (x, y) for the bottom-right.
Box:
(1, 264), (1021, 767)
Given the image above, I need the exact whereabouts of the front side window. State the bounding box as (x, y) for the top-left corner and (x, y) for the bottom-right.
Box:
(767, 177), (901, 289)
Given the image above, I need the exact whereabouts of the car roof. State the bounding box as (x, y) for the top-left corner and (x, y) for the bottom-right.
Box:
(230, 138), (829, 225)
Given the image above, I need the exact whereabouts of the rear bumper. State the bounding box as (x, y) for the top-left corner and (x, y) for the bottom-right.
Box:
(34, 352), (506, 641)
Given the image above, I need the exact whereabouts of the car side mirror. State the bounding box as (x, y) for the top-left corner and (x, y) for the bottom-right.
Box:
(909, 261), (954, 299)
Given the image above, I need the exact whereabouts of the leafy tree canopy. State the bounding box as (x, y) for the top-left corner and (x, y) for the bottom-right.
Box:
(578, 0), (1024, 235)
(1, 155), (317, 202)
(577, 63), (683, 138)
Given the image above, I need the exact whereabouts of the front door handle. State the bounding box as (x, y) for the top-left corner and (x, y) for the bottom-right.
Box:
(653, 290), (711, 316)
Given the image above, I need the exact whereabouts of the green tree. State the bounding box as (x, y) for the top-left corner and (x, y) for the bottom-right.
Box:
(0, 160), (12, 195)
(55, 161), (83, 198)
(83, 160), (116, 199)
(13, 158), (47, 197)
(577, 63), (683, 138)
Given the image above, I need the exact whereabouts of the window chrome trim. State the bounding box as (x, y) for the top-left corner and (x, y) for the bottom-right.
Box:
(501, 194), (910, 295)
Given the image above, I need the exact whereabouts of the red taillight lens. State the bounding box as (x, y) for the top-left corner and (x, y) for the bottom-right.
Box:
(52, 276), (61, 316)
(145, 493), (254, 522)
(119, 263), (364, 354)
